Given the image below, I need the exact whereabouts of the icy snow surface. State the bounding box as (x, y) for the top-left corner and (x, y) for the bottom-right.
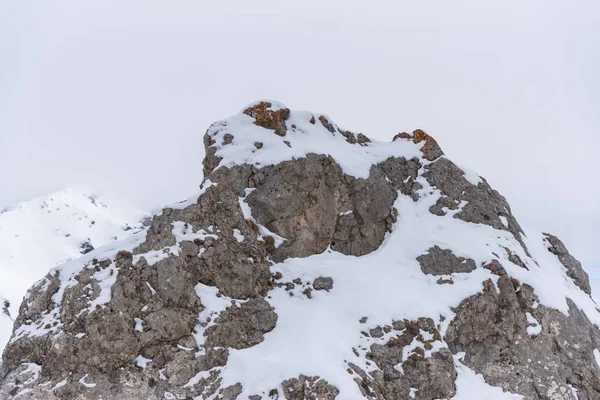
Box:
(207, 100), (424, 180)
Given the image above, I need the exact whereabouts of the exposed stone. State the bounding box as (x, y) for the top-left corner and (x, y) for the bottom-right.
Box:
(417, 246), (476, 275)
(357, 133), (371, 145)
(281, 375), (339, 400)
(222, 133), (234, 145)
(355, 318), (456, 399)
(424, 157), (530, 255)
(483, 260), (507, 276)
(393, 129), (443, 161)
(543, 233), (591, 294)
(313, 276), (334, 291)
(204, 298), (277, 350)
(445, 277), (600, 399)
(2, 102), (597, 400)
(243, 101), (290, 137)
(243, 154), (411, 260)
(318, 115), (336, 133)
(79, 240), (94, 255)
(339, 130), (357, 144)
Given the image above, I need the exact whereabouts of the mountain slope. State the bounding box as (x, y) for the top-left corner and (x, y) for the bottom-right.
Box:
(0, 102), (598, 400)
(0, 187), (149, 349)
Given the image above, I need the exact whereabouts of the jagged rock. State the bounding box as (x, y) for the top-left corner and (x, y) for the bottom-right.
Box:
(417, 246), (476, 275)
(424, 157), (530, 255)
(355, 318), (456, 399)
(1, 101), (597, 400)
(242, 154), (405, 260)
(445, 276), (600, 399)
(280, 375), (340, 399)
(544, 233), (591, 294)
(393, 129), (443, 161)
(313, 277), (334, 291)
(243, 101), (290, 137)
(78, 240), (94, 255)
(204, 298), (277, 349)
(2, 299), (10, 318)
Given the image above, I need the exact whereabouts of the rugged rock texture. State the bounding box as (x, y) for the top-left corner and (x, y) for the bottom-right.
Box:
(353, 318), (457, 399)
(1, 101), (598, 400)
(417, 246), (477, 276)
(543, 233), (592, 294)
(446, 275), (600, 399)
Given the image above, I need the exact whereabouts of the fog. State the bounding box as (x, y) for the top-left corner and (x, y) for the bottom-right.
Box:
(1, 0), (598, 271)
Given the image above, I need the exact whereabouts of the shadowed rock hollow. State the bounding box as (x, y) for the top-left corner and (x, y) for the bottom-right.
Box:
(1, 101), (599, 400)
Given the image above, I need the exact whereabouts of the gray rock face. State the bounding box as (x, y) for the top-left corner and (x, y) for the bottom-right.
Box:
(1, 101), (598, 400)
(241, 154), (405, 260)
(543, 233), (591, 294)
(424, 157), (529, 255)
(204, 298), (277, 349)
(280, 375), (340, 400)
(446, 273), (600, 399)
(417, 246), (477, 275)
(313, 277), (334, 291)
(352, 318), (456, 399)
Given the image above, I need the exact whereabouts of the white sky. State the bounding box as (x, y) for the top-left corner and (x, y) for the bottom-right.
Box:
(1, 1), (598, 271)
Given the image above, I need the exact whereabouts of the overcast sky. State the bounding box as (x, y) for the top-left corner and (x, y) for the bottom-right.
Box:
(1, 1), (598, 272)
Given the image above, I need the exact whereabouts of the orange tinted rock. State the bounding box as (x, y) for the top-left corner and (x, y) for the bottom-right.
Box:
(318, 115), (335, 133)
(243, 102), (290, 137)
(393, 129), (443, 161)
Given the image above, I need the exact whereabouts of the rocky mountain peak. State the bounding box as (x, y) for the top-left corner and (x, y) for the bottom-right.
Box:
(1, 102), (598, 400)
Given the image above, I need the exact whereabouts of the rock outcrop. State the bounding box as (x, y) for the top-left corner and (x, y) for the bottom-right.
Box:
(1, 101), (598, 400)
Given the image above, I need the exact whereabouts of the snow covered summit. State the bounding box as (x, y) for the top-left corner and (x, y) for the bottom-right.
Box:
(1, 102), (598, 399)
(0, 187), (148, 349)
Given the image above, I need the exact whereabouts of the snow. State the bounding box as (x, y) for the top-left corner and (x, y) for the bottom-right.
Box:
(162, 179), (216, 212)
(88, 261), (119, 310)
(499, 215), (509, 228)
(568, 384), (579, 399)
(10, 228), (148, 344)
(214, 144), (600, 398)
(409, 387), (418, 398)
(171, 221), (219, 243)
(219, 173), (533, 398)
(145, 282), (157, 295)
(525, 312), (542, 336)
(232, 228), (245, 243)
(134, 355), (152, 369)
(20, 363), (42, 385)
(78, 374), (97, 388)
(51, 378), (68, 390)
(5, 103), (600, 397)
(0, 187), (147, 350)
(238, 189), (286, 248)
(456, 164), (484, 186)
(192, 283), (245, 354)
(184, 369), (217, 389)
(207, 103), (424, 180)
(134, 318), (144, 332)
(452, 354), (523, 399)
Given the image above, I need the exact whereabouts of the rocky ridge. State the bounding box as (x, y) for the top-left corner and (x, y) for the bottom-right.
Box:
(0, 187), (149, 351)
(1, 101), (598, 400)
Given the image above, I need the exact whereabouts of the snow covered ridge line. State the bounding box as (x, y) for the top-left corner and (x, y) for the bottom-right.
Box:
(2, 100), (600, 399)
(203, 100), (445, 179)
